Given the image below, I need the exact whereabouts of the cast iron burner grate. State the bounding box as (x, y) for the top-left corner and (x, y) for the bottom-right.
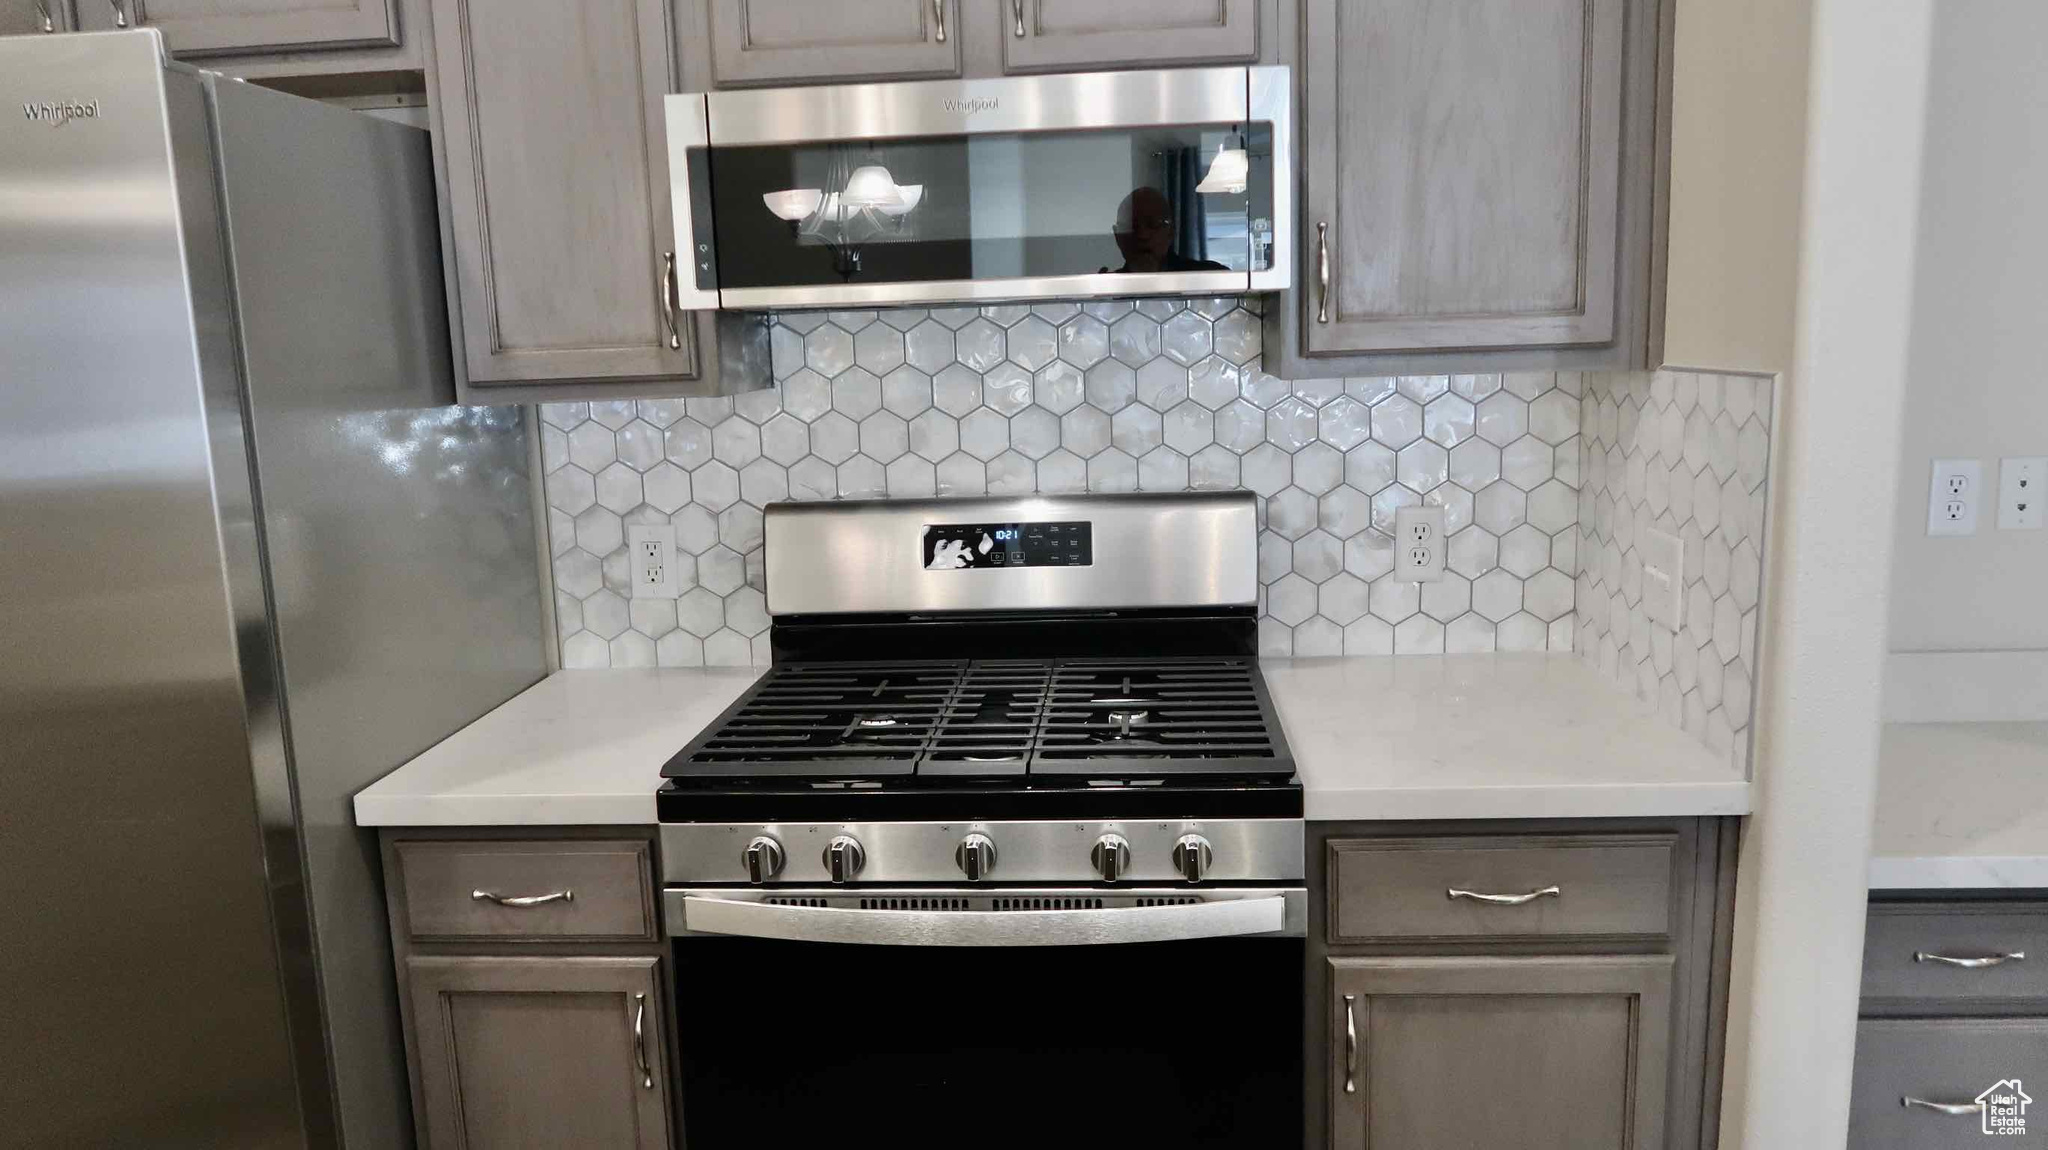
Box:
(662, 657), (1292, 783)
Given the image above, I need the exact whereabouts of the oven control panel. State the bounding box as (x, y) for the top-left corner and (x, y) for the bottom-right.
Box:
(921, 520), (1092, 570)
(659, 819), (1303, 886)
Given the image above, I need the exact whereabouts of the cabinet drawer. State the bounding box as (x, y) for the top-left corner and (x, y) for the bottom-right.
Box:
(1850, 1018), (2048, 1149)
(1327, 833), (1675, 944)
(1861, 904), (2048, 1006)
(396, 839), (656, 941)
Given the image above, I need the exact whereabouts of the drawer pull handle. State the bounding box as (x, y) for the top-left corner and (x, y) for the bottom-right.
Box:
(1315, 222), (1330, 324)
(1342, 994), (1358, 1095)
(1447, 885), (1560, 906)
(1915, 950), (2024, 968)
(471, 888), (574, 908)
(1902, 1097), (1983, 1116)
(632, 993), (652, 1089)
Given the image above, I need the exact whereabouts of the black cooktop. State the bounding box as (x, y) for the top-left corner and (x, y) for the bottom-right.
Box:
(662, 657), (1295, 784)
(659, 655), (1298, 822)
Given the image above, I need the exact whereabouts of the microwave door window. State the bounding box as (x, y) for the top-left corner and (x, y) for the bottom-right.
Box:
(708, 124), (1255, 291)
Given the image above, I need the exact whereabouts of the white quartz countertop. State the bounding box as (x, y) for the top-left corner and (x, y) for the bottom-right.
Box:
(354, 655), (1752, 828)
(1868, 721), (2048, 889)
(1264, 654), (1751, 820)
(352, 668), (765, 826)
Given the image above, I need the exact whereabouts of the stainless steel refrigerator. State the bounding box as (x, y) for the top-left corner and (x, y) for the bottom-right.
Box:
(0, 30), (548, 1148)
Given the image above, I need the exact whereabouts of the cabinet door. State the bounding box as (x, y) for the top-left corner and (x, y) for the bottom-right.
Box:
(705, 0), (959, 87)
(428, 0), (697, 386)
(1850, 1018), (2048, 1149)
(407, 955), (670, 1150)
(76, 0), (398, 55)
(1002, 0), (1257, 72)
(1, 0), (71, 33)
(1328, 955), (1671, 1150)
(1301, 0), (1626, 356)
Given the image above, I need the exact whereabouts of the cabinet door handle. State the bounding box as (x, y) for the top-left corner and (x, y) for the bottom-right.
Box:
(470, 888), (573, 908)
(1915, 950), (2024, 968)
(660, 251), (682, 351)
(1447, 885), (1560, 906)
(632, 993), (653, 1089)
(36, 1), (55, 32)
(1315, 222), (1330, 324)
(109, 0), (128, 27)
(1012, 0), (1026, 37)
(1902, 1097), (1983, 1116)
(931, 0), (946, 43)
(1342, 994), (1358, 1095)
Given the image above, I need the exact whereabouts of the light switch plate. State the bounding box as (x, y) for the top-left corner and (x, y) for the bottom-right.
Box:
(1640, 527), (1684, 632)
(1997, 457), (2046, 530)
(1927, 459), (1982, 537)
(628, 524), (678, 598)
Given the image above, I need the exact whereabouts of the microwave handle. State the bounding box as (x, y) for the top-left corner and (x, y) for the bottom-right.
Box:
(662, 93), (721, 312)
(678, 894), (1290, 946)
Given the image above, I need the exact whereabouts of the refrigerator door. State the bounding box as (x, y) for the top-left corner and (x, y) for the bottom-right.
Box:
(0, 31), (305, 1148)
(208, 76), (548, 1148)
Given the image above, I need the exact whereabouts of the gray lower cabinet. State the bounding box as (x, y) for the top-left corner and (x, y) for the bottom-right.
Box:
(407, 955), (671, 1150)
(703, 0), (960, 86)
(426, 0), (766, 401)
(1852, 897), (2048, 1148)
(1309, 818), (1737, 1150)
(70, 0), (400, 55)
(1268, 0), (1663, 376)
(1000, 0), (1260, 72)
(2, 0), (71, 33)
(1851, 1018), (2048, 1149)
(1328, 955), (1672, 1149)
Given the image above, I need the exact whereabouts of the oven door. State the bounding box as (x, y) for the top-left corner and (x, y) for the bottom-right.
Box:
(665, 66), (1292, 311)
(665, 887), (1303, 1147)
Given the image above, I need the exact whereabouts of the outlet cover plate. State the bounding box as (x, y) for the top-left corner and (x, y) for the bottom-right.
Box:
(1641, 527), (1684, 632)
(1997, 457), (2046, 530)
(1393, 505), (1446, 581)
(628, 524), (677, 598)
(1927, 459), (1982, 537)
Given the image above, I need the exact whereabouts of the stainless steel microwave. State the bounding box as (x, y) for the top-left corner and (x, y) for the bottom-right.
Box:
(663, 66), (1291, 312)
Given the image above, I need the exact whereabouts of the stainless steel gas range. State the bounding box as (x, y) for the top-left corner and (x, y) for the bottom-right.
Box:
(657, 492), (1303, 1145)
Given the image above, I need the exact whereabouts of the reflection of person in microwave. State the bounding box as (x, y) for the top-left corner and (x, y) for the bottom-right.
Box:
(1106, 186), (1228, 274)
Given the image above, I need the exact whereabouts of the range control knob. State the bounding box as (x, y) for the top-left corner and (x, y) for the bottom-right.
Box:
(824, 835), (866, 883)
(955, 833), (997, 881)
(742, 836), (785, 883)
(1091, 834), (1132, 883)
(1171, 834), (1214, 883)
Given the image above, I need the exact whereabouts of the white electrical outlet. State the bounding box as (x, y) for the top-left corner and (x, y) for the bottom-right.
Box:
(628, 524), (677, 598)
(1997, 457), (2047, 530)
(1394, 505), (1446, 581)
(1641, 527), (1684, 633)
(1926, 459), (1982, 537)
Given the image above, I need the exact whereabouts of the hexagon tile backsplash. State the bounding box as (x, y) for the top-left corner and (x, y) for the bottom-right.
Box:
(537, 296), (1591, 669)
(1574, 369), (1775, 772)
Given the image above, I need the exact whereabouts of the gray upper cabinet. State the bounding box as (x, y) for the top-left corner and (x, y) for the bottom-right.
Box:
(406, 954), (671, 1150)
(73, 0), (400, 55)
(1271, 0), (1660, 376)
(428, 0), (764, 400)
(1000, 0), (1259, 72)
(705, 0), (960, 86)
(2, 0), (72, 34)
(1328, 955), (1673, 1150)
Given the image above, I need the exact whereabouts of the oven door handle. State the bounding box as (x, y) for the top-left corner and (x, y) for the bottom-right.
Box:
(678, 894), (1290, 946)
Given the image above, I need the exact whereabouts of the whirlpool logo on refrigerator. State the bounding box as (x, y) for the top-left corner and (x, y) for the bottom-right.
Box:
(22, 99), (101, 127)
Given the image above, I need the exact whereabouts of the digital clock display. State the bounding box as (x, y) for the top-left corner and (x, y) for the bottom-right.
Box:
(922, 521), (1092, 570)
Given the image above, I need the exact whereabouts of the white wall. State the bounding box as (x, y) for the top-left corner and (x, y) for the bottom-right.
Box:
(1887, 0), (2048, 653)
